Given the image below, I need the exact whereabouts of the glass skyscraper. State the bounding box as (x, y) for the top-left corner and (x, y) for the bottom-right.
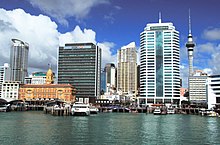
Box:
(139, 18), (180, 106)
(10, 39), (29, 84)
(58, 43), (101, 103)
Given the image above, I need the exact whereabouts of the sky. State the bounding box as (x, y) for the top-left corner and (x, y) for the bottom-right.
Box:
(0, 0), (220, 88)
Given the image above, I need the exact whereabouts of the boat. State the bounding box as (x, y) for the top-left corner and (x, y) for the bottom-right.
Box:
(207, 110), (219, 117)
(167, 108), (175, 114)
(153, 107), (161, 115)
(89, 106), (99, 114)
(0, 104), (10, 112)
(71, 102), (90, 116)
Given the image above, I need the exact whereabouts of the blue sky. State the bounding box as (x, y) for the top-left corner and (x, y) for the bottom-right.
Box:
(0, 0), (220, 88)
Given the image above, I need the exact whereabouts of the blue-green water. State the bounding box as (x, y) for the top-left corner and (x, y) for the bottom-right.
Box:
(0, 112), (220, 145)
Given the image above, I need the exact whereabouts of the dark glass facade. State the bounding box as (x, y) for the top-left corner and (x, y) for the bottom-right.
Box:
(58, 43), (101, 102)
(156, 31), (163, 97)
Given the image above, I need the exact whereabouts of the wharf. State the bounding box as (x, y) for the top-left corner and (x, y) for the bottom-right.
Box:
(177, 108), (200, 115)
(44, 106), (72, 116)
(8, 104), (204, 116)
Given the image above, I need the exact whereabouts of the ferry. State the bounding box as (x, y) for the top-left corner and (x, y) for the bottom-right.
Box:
(153, 107), (161, 115)
(71, 102), (90, 116)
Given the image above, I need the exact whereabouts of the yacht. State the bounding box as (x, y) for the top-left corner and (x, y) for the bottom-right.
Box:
(167, 108), (175, 114)
(153, 107), (161, 115)
(71, 102), (90, 116)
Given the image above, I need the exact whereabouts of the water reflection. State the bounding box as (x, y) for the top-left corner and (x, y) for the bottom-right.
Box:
(1, 112), (220, 145)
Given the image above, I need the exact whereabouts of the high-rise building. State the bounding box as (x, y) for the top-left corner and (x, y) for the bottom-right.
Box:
(100, 69), (106, 93)
(189, 70), (208, 103)
(139, 15), (180, 106)
(0, 63), (10, 84)
(10, 39), (29, 84)
(0, 63), (11, 98)
(58, 43), (101, 103)
(104, 63), (116, 93)
(207, 75), (220, 109)
(117, 42), (137, 96)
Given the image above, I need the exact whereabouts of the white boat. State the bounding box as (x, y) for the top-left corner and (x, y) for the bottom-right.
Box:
(71, 102), (90, 116)
(89, 106), (99, 114)
(153, 107), (161, 115)
(167, 108), (175, 114)
(0, 104), (10, 112)
(207, 110), (219, 117)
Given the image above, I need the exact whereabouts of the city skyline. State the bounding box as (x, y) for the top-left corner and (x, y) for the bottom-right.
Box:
(0, 0), (220, 88)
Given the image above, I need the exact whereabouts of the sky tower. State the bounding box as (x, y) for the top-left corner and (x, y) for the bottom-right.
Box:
(186, 9), (195, 76)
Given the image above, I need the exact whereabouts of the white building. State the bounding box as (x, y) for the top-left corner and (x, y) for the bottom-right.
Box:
(10, 39), (29, 84)
(139, 16), (180, 106)
(1, 81), (19, 102)
(207, 75), (220, 109)
(25, 72), (47, 84)
(0, 63), (11, 98)
(189, 70), (207, 103)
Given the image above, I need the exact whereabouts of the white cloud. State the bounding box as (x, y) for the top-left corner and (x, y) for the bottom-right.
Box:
(29, 0), (110, 25)
(97, 42), (116, 67)
(0, 8), (116, 75)
(0, 8), (59, 72)
(195, 43), (220, 74)
(203, 28), (220, 41)
(59, 26), (96, 46)
(203, 68), (213, 75)
(197, 43), (215, 53)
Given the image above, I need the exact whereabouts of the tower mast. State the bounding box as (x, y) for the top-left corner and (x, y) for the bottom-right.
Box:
(186, 9), (195, 76)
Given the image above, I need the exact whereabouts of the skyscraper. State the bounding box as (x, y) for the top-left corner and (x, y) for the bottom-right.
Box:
(104, 63), (116, 93)
(139, 15), (180, 106)
(58, 43), (101, 103)
(10, 39), (29, 84)
(0, 63), (11, 98)
(117, 42), (137, 96)
(186, 10), (195, 76)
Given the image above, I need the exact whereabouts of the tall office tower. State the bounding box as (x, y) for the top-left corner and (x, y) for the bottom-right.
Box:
(117, 42), (137, 96)
(0, 63), (11, 98)
(10, 39), (29, 84)
(139, 15), (180, 106)
(186, 10), (195, 76)
(58, 43), (101, 103)
(137, 65), (140, 96)
(101, 69), (107, 93)
(189, 70), (208, 103)
(104, 63), (116, 93)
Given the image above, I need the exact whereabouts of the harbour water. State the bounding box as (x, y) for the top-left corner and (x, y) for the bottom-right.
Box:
(1, 111), (220, 145)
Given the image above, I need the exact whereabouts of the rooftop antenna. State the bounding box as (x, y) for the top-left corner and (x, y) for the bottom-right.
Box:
(159, 12), (162, 23)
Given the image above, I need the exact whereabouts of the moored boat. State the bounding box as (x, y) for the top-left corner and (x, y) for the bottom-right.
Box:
(89, 106), (99, 114)
(71, 102), (90, 116)
(0, 104), (10, 112)
(167, 108), (175, 114)
(153, 107), (161, 115)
